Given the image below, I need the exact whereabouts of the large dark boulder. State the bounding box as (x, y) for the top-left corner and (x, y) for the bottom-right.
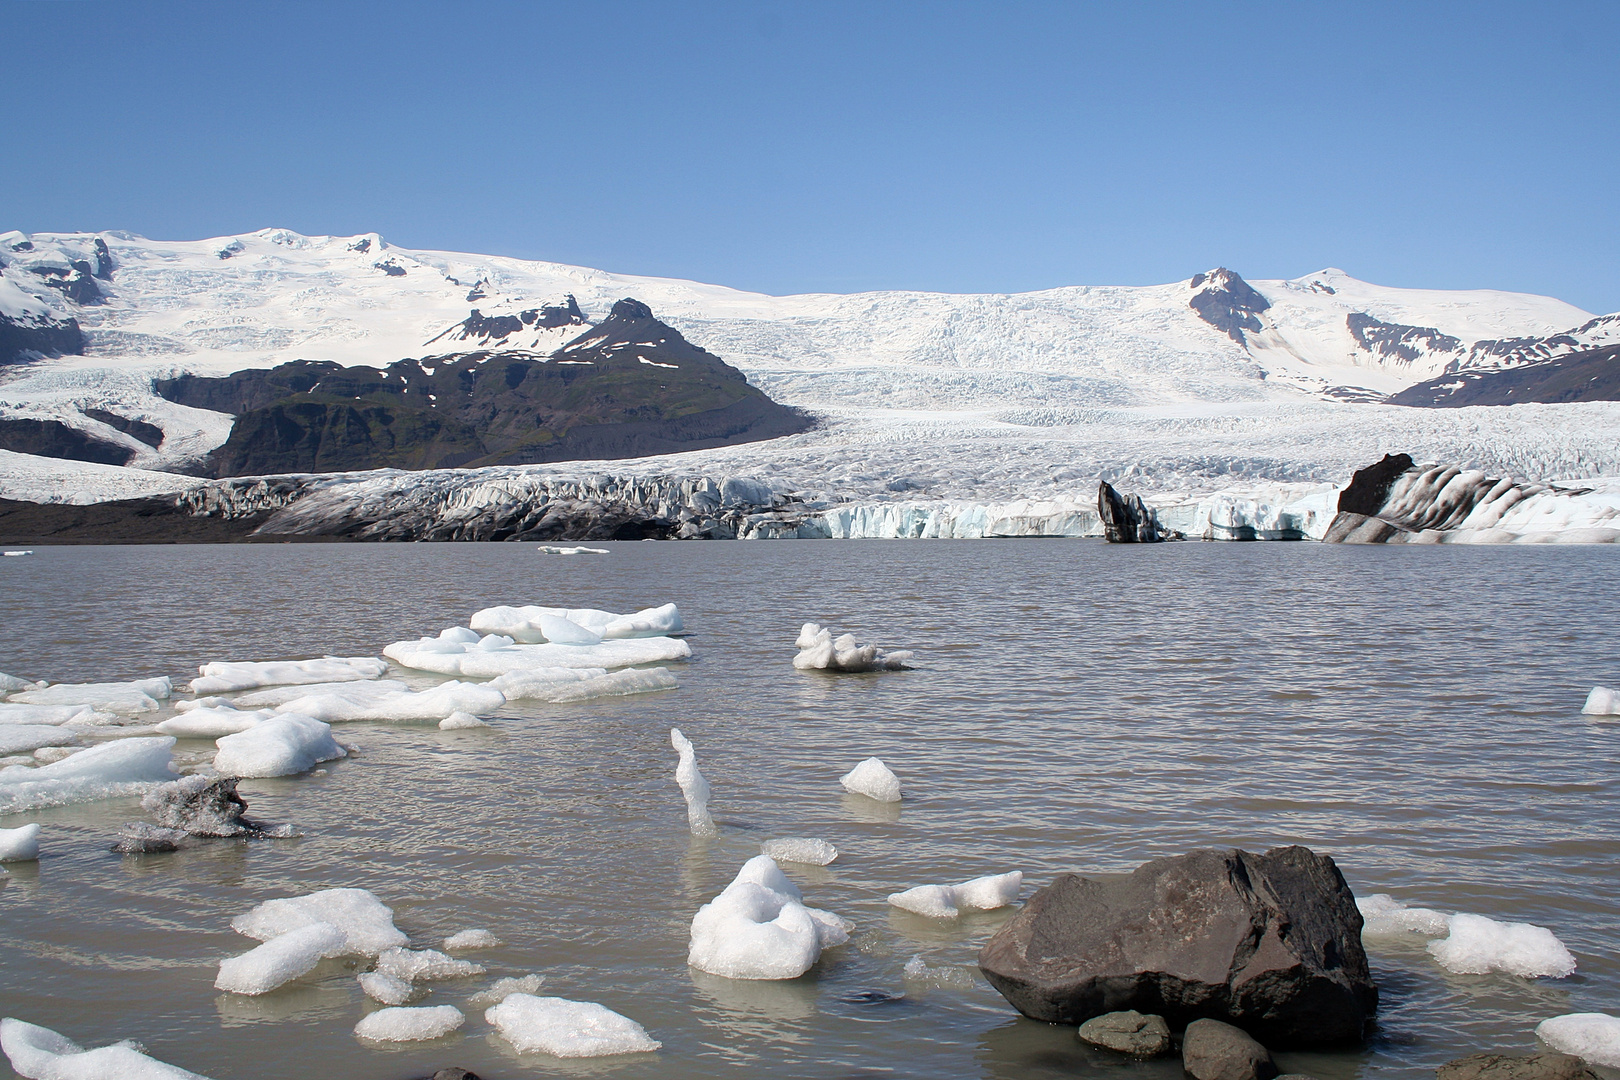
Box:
(977, 846), (1376, 1047)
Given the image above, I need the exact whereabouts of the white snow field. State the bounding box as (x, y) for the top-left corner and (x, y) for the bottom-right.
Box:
(687, 855), (850, 980)
(1537, 1013), (1620, 1069)
(353, 1005), (464, 1043)
(840, 757), (902, 802)
(670, 727), (716, 836)
(188, 656), (387, 694)
(794, 623), (914, 672)
(0, 1017), (214, 1080)
(485, 994), (660, 1057)
(0, 737), (178, 813)
(886, 872), (1024, 919)
(210, 714), (346, 778)
(1, 228), (1617, 542)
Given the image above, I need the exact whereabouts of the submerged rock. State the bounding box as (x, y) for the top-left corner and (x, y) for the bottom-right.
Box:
(1437, 1053), (1598, 1080)
(1077, 1010), (1172, 1057)
(111, 822), (188, 853)
(977, 845), (1376, 1047)
(1182, 1018), (1278, 1080)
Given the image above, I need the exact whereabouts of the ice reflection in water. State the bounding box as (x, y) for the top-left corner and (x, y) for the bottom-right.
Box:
(0, 540), (1615, 1080)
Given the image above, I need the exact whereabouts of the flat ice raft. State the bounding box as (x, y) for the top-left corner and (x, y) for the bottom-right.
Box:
(190, 656), (387, 694)
(470, 602), (682, 643)
(1, 1017), (213, 1080)
(0, 738), (178, 814)
(384, 626), (690, 677)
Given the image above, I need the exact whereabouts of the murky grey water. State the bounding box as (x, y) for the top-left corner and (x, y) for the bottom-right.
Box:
(0, 540), (1616, 1080)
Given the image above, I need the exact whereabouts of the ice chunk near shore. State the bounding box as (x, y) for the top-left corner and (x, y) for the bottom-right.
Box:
(0, 824), (41, 862)
(671, 728), (716, 837)
(485, 994), (660, 1057)
(1357, 894), (1453, 936)
(888, 872), (1023, 919)
(439, 712), (487, 730)
(493, 666), (677, 703)
(190, 656), (387, 695)
(840, 757), (902, 802)
(0, 725), (79, 756)
(231, 887), (407, 956)
(155, 707), (273, 739)
(1427, 913), (1577, 977)
(468, 974), (544, 1008)
(273, 680), (504, 724)
(0, 1017), (215, 1079)
(794, 623), (913, 672)
(1582, 686), (1619, 715)
(0, 703), (100, 726)
(354, 1005), (464, 1043)
(471, 603), (683, 643)
(384, 631), (690, 677)
(0, 672), (44, 693)
(8, 677), (172, 716)
(688, 855), (850, 980)
(444, 929), (501, 950)
(215, 922), (348, 995)
(0, 737), (178, 813)
(358, 971), (415, 1005)
(761, 838), (838, 865)
(212, 714), (346, 778)
(376, 946), (484, 983)
(1537, 1013), (1620, 1068)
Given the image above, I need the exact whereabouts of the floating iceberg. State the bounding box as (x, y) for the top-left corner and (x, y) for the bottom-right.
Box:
(0, 725), (79, 756)
(0, 824), (41, 862)
(887, 872), (1023, 919)
(484, 994), (660, 1057)
(688, 855), (850, 980)
(840, 757), (902, 802)
(671, 727), (716, 836)
(439, 712), (487, 730)
(0, 672), (43, 694)
(0, 737), (178, 813)
(215, 922), (348, 995)
(358, 971), (414, 1005)
(231, 887), (407, 956)
(384, 629), (690, 677)
(492, 666), (677, 703)
(189, 656), (387, 695)
(0, 703), (97, 726)
(272, 680), (504, 724)
(1356, 893), (1452, 936)
(212, 714), (346, 778)
(1537, 1013), (1620, 1068)
(0, 1017), (214, 1080)
(375, 946), (484, 983)
(794, 623), (912, 672)
(761, 838), (838, 866)
(470, 602), (682, 642)
(468, 974), (545, 1009)
(444, 928), (501, 950)
(1582, 687), (1619, 715)
(7, 677), (172, 717)
(1427, 912), (1577, 978)
(354, 1005), (464, 1043)
(155, 707), (273, 739)
(536, 545), (609, 555)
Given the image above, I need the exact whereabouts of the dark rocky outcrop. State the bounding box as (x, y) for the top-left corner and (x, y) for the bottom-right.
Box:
(1389, 343), (1620, 407)
(0, 417), (134, 465)
(1076, 1010), (1172, 1057)
(0, 495), (282, 545)
(1189, 269), (1272, 345)
(155, 297), (813, 477)
(83, 408), (164, 448)
(1346, 313), (1462, 366)
(978, 846), (1376, 1047)
(1183, 1018), (1278, 1080)
(1098, 480), (1167, 542)
(0, 308), (86, 365)
(1436, 1054), (1598, 1080)
(1335, 453), (1415, 515)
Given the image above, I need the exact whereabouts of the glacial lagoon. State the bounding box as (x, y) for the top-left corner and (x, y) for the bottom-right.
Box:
(0, 539), (1617, 1079)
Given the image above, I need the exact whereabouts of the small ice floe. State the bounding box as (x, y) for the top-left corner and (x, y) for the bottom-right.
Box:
(443, 928), (501, 950)
(231, 679), (408, 708)
(1357, 894), (1453, 936)
(492, 666), (678, 703)
(761, 838), (838, 866)
(470, 602), (682, 642)
(216, 922), (350, 995)
(0, 737), (178, 814)
(171, 696), (232, 712)
(535, 545), (609, 555)
(384, 627), (690, 678)
(840, 757), (902, 802)
(1427, 912), (1577, 978)
(217, 887), (407, 995)
(375, 946), (485, 983)
(468, 974), (544, 1009)
(2, 550), (32, 556)
(0, 824), (41, 862)
(354, 1004), (464, 1043)
(688, 855), (850, 980)
(0, 703), (100, 727)
(0, 671), (45, 693)
(212, 714), (346, 778)
(484, 993), (660, 1057)
(8, 677), (172, 716)
(1582, 686), (1619, 715)
(0, 725), (79, 757)
(1537, 1013), (1620, 1068)
(887, 872), (1023, 919)
(189, 656), (387, 695)
(0, 1017), (215, 1079)
(902, 955), (978, 989)
(271, 680), (504, 724)
(439, 712), (488, 730)
(358, 970), (415, 1005)
(155, 706), (274, 739)
(671, 727), (716, 837)
(793, 623), (912, 672)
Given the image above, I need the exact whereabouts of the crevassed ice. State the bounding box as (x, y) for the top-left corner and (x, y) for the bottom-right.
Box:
(688, 855), (849, 980)
(484, 994), (660, 1057)
(212, 714), (346, 778)
(0, 1017), (215, 1080)
(353, 1005), (464, 1043)
(887, 872), (1023, 919)
(1426, 912), (1577, 978)
(1536, 1013), (1620, 1068)
(840, 757), (902, 802)
(190, 656), (387, 694)
(0, 737), (178, 814)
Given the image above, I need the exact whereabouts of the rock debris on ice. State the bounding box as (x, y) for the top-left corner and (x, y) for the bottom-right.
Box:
(111, 823), (189, 854)
(211, 714), (346, 778)
(794, 623), (913, 672)
(484, 993), (660, 1057)
(1426, 912), (1577, 978)
(670, 727), (716, 836)
(189, 656), (387, 694)
(688, 855), (850, 980)
(142, 775), (290, 839)
(887, 872), (1023, 919)
(0, 824), (41, 862)
(760, 837), (838, 865)
(353, 1004), (464, 1042)
(840, 757), (902, 802)
(1536, 1013), (1620, 1068)
(0, 1017), (215, 1080)
(0, 737), (179, 814)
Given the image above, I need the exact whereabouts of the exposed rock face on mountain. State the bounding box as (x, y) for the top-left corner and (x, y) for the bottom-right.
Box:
(978, 846), (1377, 1047)
(1189, 269), (1272, 345)
(155, 298), (812, 477)
(0, 417), (133, 465)
(1389, 342), (1620, 407)
(0, 309), (85, 366)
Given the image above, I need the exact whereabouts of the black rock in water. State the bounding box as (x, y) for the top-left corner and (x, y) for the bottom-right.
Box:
(1437, 1054), (1599, 1080)
(1098, 480), (1165, 542)
(977, 846), (1376, 1047)
(1183, 1018), (1279, 1080)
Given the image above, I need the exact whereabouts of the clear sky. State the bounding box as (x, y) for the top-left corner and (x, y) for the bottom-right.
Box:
(5, 1), (1617, 313)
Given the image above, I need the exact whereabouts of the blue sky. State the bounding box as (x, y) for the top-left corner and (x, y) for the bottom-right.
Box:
(5, 1), (1617, 312)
